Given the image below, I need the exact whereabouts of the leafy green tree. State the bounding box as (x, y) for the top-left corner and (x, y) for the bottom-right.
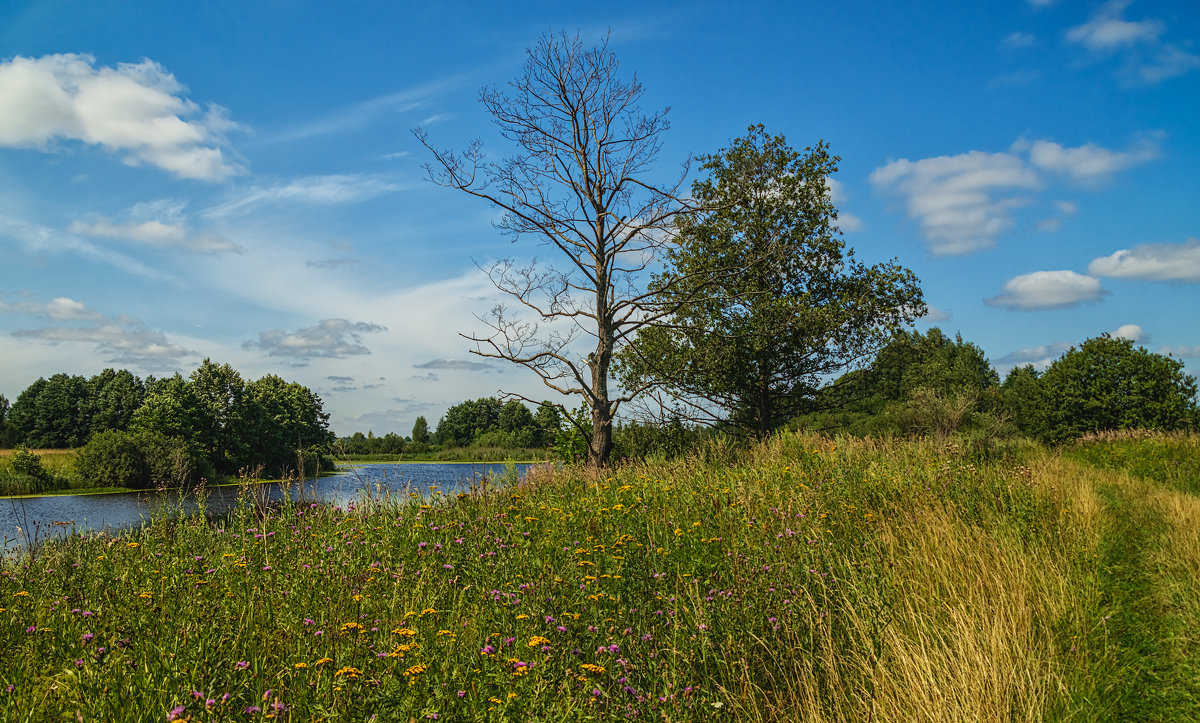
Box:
(189, 359), (248, 471)
(1034, 335), (1198, 442)
(0, 393), (11, 447)
(533, 402), (563, 448)
(411, 416), (430, 445)
(8, 373), (91, 447)
(865, 328), (999, 402)
(86, 369), (145, 435)
(619, 125), (924, 437)
(242, 375), (335, 477)
(800, 328), (1002, 437)
(1001, 365), (1044, 436)
(131, 375), (210, 456)
(436, 397), (503, 447)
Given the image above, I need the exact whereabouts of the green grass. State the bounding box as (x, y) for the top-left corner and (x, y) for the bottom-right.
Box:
(1, 431), (1197, 721)
(1065, 431), (1200, 496)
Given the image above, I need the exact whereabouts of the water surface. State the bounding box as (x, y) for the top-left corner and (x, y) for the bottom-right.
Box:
(1, 462), (532, 554)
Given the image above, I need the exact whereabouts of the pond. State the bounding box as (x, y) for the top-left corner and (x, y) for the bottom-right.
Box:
(1, 462), (534, 555)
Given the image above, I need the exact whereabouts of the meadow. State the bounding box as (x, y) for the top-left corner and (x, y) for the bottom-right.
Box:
(2, 431), (1198, 721)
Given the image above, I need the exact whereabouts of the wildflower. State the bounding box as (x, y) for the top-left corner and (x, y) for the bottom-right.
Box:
(244, 706), (261, 714)
(128, 543), (140, 549)
(293, 663), (307, 669)
(392, 627), (417, 637)
(15, 591), (29, 597)
(334, 667), (362, 679)
(580, 663), (607, 674)
(314, 657), (334, 666)
(166, 705), (186, 721)
(404, 664), (428, 676)
(82, 633), (94, 643)
(235, 661), (249, 670)
(527, 635), (551, 647)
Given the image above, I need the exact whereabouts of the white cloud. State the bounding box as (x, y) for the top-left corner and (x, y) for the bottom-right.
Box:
(69, 218), (240, 253)
(1003, 32), (1036, 48)
(869, 150), (1039, 255)
(1160, 345), (1200, 358)
(825, 178), (863, 232)
(204, 174), (401, 218)
(1034, 200), (1079, 232)
(1110, 323), (1146, 342)
(244, 318), (388, 359)
(999, 341), (1073, 365)
(1137, 45), (1200, 84)
(2, 296), (191, 368)
(0, 54), (240, 180)
(414, 358), (494, 371)
(1087, 238), (1200, 282)
(985, 270), (1108, 310)
(1027, 138), (1158, 184)
(920, 306), (951, 322)
(1066, 1), (1164, 51)
(1065, 1), (1200, 85)
(872, 138), (1157, 253)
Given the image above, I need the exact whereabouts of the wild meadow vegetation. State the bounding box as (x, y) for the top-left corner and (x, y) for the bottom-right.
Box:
(4, 430), (1199, 721)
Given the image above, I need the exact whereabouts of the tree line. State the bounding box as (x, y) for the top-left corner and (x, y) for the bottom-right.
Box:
(1, 359), (334, 488)
(798, 329), (1198, 442)
(336, 398), (564, 456)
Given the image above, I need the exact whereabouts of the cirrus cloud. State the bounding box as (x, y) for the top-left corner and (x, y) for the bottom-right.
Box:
(984, 270), (1108, 310)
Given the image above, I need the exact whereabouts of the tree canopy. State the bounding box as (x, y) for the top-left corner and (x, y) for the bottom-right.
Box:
(1032, 335), (1198, 442)
(7, 360), (334, 482)
(619, 125), (924, 437)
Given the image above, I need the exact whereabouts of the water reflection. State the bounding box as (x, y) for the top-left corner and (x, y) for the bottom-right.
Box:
(2, 462), (531, 554)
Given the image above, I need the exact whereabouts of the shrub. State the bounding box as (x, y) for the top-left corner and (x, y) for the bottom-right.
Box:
(75, 430), (149, 488)
(75, 429), (205, 489)
(1035, 335), (1198, 442)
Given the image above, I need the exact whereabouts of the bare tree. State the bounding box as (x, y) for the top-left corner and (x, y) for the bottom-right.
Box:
(415, 31), (698, 466)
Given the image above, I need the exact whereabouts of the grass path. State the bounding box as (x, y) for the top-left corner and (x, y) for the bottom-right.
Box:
(1076, 465), (1200, 721)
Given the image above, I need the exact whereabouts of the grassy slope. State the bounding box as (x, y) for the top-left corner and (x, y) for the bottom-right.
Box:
(0, 432), (1197, 721)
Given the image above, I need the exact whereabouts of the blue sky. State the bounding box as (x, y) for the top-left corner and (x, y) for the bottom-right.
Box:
(1, 0), (1198, 436)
